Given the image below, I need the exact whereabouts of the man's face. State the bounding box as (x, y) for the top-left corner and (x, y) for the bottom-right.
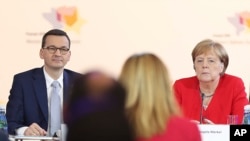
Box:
(40, 35), (71, 70)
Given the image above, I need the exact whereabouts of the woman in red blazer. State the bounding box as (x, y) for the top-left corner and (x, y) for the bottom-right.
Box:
(173, 39), (249, 124)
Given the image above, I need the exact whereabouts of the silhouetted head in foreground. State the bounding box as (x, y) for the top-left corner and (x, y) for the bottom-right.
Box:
(64, 71), (134, 141)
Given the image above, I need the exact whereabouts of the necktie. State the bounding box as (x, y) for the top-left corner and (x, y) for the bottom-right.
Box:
(50, 81), (61, 136)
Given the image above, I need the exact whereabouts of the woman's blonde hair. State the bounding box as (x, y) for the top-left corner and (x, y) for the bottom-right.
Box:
(119, 53), (181, 138)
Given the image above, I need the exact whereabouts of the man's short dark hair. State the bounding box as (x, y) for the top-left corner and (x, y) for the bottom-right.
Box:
(41, 29), (71, 48)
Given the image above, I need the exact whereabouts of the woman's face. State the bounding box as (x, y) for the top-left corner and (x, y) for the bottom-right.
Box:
(194, 50), (224, 83)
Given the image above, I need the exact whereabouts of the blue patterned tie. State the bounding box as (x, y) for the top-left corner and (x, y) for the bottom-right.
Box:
(50, 81), (61, 136)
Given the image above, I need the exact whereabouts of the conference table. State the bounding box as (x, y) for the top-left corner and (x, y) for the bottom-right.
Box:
(8, 124), (250, 141)
(9, 135), (60, 141)
(9, 124), (67, 141)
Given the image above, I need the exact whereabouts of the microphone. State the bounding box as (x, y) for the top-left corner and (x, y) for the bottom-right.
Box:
(200, 93), (205, 124)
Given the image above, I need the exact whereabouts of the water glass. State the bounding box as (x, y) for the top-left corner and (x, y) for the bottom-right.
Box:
(227, 115), (238, 124)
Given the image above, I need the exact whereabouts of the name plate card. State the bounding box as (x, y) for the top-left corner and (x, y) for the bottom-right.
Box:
(198, 125), (229, 141)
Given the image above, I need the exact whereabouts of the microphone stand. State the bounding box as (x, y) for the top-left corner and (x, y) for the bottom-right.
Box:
(200, 93), (204, 124)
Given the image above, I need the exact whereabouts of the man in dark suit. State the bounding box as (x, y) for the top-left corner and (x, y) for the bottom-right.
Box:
(6, 29), (81, 136)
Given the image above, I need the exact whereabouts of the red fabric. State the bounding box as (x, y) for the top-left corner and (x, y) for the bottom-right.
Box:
(137, 116), (201, 141)
(173, 74), (249, 124)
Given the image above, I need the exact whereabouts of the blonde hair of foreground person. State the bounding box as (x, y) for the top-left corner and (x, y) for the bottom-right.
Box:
(118, 53), (182, 138)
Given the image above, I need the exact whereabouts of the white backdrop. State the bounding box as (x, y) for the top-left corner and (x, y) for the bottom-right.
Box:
(1, 0), (250, 106)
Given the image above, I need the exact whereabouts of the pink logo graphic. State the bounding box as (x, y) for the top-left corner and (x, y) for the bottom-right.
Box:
(43, 6), (85, 33)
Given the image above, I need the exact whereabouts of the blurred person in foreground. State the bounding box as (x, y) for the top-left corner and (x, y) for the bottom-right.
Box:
(64, 71), (134, 141)
(118, 53), (201, 141)
(173, 39), (249, 124)
(6, 29), (81, 136)
(0, 131), (9, 141)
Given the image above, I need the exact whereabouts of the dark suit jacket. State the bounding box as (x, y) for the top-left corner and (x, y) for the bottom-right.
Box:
(0, 131), (9, 141)
(6, 67), (81, 135)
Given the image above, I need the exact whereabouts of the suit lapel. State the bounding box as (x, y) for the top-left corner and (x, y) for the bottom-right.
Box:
(63, 71), (70, 105)
(33, 68), (49, 122)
